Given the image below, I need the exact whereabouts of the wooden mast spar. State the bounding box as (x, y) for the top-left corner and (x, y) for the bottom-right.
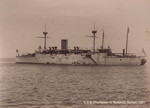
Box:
(37, 24), (50, 50)
(126, 27), (130, 56)
(86, 22), (97, 53)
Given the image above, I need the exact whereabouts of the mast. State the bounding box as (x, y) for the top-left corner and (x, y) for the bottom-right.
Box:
(43, 24), (48, 49)
(37, 24), (50, 50)
(91, 22), (97, 53)
(85, 22), (97, 53)
(126, 27), (129, 55)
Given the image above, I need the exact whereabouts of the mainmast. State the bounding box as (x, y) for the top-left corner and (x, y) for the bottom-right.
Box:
(86, 22), (97, 53)
(92, 22), (97, 52)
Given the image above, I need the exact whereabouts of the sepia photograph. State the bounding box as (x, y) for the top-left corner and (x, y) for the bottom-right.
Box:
(0, 0), (150, 108)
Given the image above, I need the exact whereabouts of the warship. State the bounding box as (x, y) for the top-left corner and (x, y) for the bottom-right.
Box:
(15, 25), (147, 66)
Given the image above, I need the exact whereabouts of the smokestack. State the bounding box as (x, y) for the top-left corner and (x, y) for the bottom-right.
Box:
(61, 39), (68, 50)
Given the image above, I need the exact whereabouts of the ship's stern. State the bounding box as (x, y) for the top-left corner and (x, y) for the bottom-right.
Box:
(141, 57), (147, 65)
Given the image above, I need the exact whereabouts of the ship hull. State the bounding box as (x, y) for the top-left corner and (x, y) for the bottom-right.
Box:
(15, 53), (146, 66)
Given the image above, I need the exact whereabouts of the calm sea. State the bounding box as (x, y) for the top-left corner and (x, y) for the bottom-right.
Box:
(0, 58), (150, 108)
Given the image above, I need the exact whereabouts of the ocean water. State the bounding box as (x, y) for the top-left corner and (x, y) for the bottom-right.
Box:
(0, 58), (150, 108)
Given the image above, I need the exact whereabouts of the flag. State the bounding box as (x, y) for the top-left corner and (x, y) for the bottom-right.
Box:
(142, 48), (147, 56)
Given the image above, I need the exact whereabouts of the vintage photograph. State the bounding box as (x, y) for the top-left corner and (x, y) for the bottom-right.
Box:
(0, 0), (150, 108)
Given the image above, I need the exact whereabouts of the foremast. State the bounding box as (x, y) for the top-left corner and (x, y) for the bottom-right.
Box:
(37, 24), (50, 49)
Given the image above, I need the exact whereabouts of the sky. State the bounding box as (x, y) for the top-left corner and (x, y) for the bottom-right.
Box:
(0, 0), (150, 58)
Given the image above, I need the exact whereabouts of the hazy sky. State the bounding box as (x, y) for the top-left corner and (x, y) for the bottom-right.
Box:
(0, 0), (150, 58)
